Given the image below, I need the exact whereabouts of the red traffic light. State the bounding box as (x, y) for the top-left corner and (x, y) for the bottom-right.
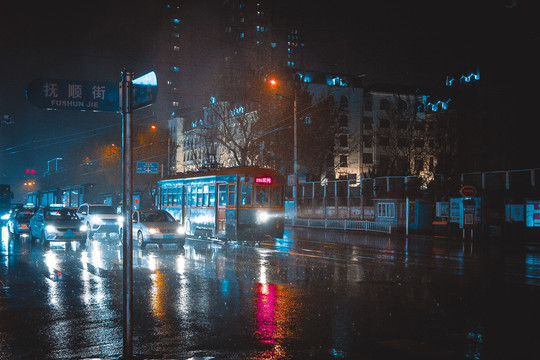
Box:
(26, 169), (35, 174)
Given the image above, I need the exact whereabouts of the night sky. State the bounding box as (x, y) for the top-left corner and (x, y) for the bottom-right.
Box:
(1, 0), (538, 200)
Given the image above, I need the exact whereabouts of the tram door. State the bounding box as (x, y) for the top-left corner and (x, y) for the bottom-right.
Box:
(217, 183), (227, 233)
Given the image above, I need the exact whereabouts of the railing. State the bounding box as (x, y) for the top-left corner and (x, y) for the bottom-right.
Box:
(285, 218), (392, 234)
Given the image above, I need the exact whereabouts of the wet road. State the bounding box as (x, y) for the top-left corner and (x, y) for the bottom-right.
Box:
(1, 225), (540, 359)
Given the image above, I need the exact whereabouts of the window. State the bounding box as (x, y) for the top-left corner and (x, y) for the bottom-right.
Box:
(363, 117), (373, 130)
(380, 99), (390, 110)
(414, 139), (424, 148)
(363, 135), (372, 148)
(219, 184), (227, 206)
(339, 155), (348, 167)
(228, 184), (236, 206)
(255, 186), (269, 207)
(339, 134), (348, 147)
(339, 114), (348, 128)
(241, 185), (252, 206)
(272, 186), (282, 207)
(378, 202), (395, 218)
(379, 136), (389, 147)
(379, 118), (390, 128)
(363, 153), (373, 164)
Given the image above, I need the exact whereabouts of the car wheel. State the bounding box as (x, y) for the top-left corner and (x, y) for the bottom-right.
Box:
(41, 232), (49, 248)
(137, 231), (146, 250)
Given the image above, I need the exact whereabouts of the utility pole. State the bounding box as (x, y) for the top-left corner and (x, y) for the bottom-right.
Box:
(120, 69), (134, 360)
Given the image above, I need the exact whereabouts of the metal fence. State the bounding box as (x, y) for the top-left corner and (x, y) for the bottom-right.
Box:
(285, 218), (392, 234)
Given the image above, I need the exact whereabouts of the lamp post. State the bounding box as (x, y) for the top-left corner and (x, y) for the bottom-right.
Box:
(268, 77), (298, 222)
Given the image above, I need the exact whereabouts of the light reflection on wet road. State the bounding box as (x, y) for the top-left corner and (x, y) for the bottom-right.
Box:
(1, 224), (540, 359)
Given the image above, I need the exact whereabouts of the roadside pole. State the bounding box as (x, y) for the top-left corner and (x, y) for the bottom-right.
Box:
(120, 69), (134, 359)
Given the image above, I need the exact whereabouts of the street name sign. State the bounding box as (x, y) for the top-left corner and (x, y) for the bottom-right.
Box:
(26, 78), (120, 112)
(136, 162), (159, 174)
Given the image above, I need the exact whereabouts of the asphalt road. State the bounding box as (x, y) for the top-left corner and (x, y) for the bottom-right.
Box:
(1, 225), (540, 359)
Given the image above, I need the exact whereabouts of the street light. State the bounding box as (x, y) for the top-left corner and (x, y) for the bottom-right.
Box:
(267, 77), (298, 222)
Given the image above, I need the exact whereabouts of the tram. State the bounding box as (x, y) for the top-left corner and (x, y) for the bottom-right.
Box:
(157, 166), (285, 242)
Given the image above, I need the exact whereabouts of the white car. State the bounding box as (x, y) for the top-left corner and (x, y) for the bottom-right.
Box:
(120, 209), (185, 249)
(76, 203), (122, 240)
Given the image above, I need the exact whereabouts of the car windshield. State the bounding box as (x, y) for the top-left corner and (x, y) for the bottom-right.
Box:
(140, 211), (174, 223)
(16, 210), (35, 219)
(90, 206), (116, 215)
(45, 208), (79, 220)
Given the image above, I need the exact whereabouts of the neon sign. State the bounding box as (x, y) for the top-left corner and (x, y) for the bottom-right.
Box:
(255, 177), (272, 185)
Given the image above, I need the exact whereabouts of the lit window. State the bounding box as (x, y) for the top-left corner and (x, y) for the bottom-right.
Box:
(378, 203), (395, 218)
(172, 18), (180, 24)
(240, 33), (244, 38)
(173, 66), (179, 72)
(173, 45), (180, 51)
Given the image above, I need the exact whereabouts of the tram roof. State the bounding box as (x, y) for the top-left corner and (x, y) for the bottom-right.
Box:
(159, 166), (284, 182)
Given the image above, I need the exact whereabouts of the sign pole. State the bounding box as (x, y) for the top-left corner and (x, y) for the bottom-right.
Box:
(120, 69), (134, 359)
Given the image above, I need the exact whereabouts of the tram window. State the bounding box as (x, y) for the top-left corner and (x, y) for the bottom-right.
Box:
(191, 188), (197, 206)
(255, 186), (269, 207)
(209, 185), (215, 206)
(272, 186), (282, 206)
(228, 184), (236, 206)
(197, 186), (203, 207)
(241, 184), (252, 206)
(219, 184), (227, 206)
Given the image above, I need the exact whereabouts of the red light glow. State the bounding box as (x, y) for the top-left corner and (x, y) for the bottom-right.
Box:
(255, 177), (272, 185)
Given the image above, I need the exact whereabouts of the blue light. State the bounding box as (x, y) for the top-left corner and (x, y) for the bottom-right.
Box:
(172, 18), (180, 24)
(210, 96), (216, 104)
(427, 98), (451, 112)
(326, 75), (349, 87)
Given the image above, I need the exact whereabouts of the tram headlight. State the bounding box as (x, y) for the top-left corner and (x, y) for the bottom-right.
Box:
(176, 225), (185, 235)
(257, 211), (270, 223)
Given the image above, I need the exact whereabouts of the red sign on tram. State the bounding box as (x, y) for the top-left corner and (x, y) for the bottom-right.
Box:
(255, 176), (272, 185)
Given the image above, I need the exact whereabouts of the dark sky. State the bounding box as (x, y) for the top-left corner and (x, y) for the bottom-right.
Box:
(1, 0), (538, 199)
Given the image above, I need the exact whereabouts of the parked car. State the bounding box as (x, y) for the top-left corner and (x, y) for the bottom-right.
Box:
(76, 203), (122, 240)
(120, 209), (185, 249)
(7, 207), (36, 238)
(29, 205), (87, 247)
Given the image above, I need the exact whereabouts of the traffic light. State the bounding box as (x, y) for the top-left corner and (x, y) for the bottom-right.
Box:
(26, 169), (35, 174)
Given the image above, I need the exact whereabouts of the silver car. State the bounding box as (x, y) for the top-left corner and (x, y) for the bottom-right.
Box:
(120, 210), (185, 249)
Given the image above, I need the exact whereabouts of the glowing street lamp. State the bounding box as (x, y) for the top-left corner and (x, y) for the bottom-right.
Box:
(267, 76), (298, 221)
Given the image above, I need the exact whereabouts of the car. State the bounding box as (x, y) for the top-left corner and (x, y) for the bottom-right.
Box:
(29, 205), (87, 247)
(120, 209), (185, 249)
(76, 203), (122, 240)
(7, 207), (36, 238)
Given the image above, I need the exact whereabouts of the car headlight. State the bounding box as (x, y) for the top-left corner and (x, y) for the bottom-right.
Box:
(148, 228), (159, 235)
(80, 224), (88, 232)
(91, 215), (103, 225)
(45, 225), (57, 233)
(176, 225), (185, 235)
(257, 211), (270, 223)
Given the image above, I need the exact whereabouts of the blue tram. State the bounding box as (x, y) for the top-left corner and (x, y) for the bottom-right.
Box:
(157, 166), (284, 242)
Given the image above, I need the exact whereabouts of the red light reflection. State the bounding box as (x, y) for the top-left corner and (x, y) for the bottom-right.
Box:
(256, 282), (277, 345)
